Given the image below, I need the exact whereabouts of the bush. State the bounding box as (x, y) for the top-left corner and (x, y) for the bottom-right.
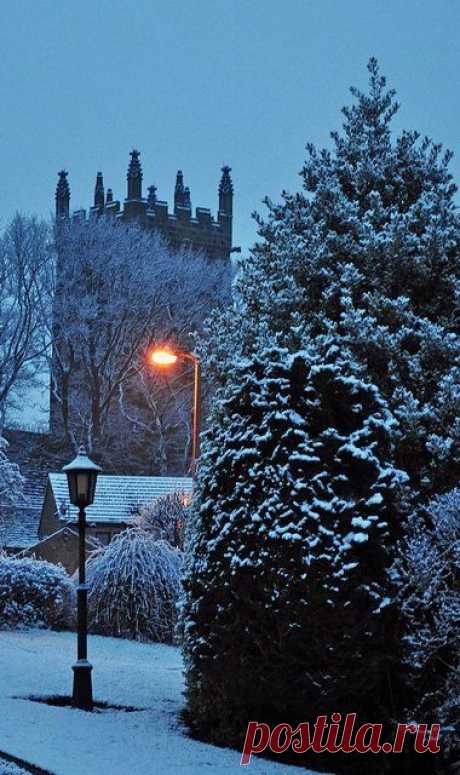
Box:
(136, 493), (189, 550)
(87, 529), (182, 643)
(0, 556), (74, 629)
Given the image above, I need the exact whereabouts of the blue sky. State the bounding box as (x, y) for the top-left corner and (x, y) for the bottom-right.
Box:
(0, 0), (459, 255)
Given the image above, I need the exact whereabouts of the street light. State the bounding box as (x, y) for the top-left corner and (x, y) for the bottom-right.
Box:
(63, 446), (102, 711)
(149, 348), (201, 474)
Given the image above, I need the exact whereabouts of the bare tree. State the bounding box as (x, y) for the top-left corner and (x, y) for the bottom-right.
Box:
(118, 350), (220, 474)
(50, 216), (228, 462)
(0, 213), (52, 425)
(118, 363), (193, 474)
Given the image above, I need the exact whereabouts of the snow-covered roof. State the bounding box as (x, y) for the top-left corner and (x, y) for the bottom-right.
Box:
(48, 473), (193, 525)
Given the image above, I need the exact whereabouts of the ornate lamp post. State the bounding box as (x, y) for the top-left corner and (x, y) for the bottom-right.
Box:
(63, 446), (101, 711)
(149, 348), (201, 474)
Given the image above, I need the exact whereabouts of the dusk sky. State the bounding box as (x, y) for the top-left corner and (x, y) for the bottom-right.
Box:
(1, 0), (459, 255)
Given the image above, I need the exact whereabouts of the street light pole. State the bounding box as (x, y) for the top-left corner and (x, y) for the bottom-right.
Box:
(149, 348), (201, 475)
(73, 504), (92, 710)
(63, 446), (102, 711)
(191, 355), (201, 469)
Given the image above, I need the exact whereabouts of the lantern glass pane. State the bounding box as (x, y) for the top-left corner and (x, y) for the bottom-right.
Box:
(77, 472), (89, 501)
(67, 473), (77, 505)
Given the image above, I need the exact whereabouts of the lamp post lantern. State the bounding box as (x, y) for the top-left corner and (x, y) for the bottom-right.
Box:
(63, 446), (101, 711)
(149, 348), (201, 474)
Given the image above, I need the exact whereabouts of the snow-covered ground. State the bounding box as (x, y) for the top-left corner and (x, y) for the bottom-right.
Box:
(0, 630), (327, 775)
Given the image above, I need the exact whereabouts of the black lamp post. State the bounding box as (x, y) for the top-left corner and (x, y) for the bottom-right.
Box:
(63, 446), (101, 711)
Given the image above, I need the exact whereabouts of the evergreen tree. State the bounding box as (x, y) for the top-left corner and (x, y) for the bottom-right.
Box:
(204, 58), (460, 498)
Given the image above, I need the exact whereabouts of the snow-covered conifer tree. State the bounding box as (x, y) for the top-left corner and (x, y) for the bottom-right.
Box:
(204, 58), (460, 498)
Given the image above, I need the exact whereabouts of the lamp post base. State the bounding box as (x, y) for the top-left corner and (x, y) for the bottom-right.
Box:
(72, 660), (93, 711)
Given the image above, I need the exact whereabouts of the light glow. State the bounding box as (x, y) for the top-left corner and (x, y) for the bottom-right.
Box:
(150, 349), (178, 366)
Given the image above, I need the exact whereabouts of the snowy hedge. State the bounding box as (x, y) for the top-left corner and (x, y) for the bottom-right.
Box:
(182, 345), (407, 758)
(87, 529), (182, 643)
(0, 556), (74, 629)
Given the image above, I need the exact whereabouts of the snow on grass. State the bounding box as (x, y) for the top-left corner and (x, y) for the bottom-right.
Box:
(0, 630), (329, 775)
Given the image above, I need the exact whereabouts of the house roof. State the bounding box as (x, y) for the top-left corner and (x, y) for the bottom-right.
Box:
(48, 473), (193, 525)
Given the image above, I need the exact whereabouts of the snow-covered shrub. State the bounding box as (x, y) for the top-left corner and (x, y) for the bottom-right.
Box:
(182, 345), (407, 753)
(0, 556), (74, 629)
(396, 489), (460, 760)
(87, 529), (182, 643)
(136, 493), (189, 550)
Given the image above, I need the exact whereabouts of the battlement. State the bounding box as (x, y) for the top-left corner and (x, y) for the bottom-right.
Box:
(55, 150), (234, 261)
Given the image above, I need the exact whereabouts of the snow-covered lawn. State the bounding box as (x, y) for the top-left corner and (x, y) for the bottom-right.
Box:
(0, 630), (327, 775)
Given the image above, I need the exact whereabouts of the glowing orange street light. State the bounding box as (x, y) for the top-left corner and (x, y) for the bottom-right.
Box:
(150, 350), (178, 366)
(149, 347), (201, 475)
